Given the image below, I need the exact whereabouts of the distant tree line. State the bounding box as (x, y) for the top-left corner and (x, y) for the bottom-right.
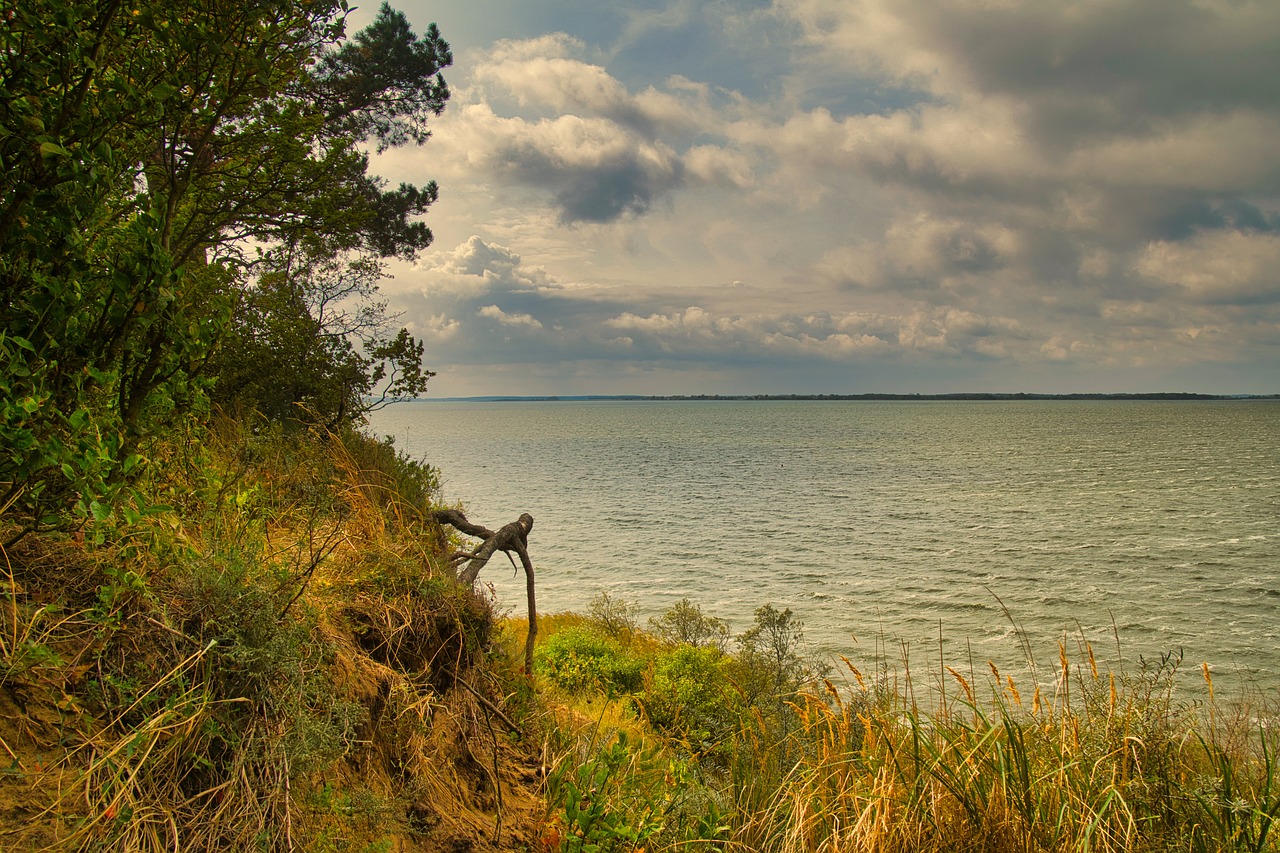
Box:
(642, 393), (1272, 401)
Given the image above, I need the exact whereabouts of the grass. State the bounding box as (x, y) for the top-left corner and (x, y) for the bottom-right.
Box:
(0, 417), (544, 851)
(4, 414), (1278, 852)
(530, 600), (1280, 853)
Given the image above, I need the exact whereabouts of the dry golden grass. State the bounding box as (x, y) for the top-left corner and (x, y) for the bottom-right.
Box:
(535, 605), (1280, 853)
(0, 418), (548, 851)
(719, 644), (1280, 853)
(8, 417), (1280, 852)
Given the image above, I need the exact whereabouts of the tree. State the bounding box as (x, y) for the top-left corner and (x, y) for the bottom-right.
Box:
(734, 604), (825, 754)
(0, 0), (449, 535)
(737, 604), (810, 700)
(650, 599), (730, 651)
(587, 591), (640, 643)
(210, 251), (434, 428)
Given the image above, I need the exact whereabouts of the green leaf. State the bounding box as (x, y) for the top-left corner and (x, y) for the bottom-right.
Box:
(90, 500), (110, 523)
(38, 141), (71, 158)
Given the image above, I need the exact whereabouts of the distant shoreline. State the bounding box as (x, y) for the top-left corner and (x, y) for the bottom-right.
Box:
(422, 392), (1279, 403)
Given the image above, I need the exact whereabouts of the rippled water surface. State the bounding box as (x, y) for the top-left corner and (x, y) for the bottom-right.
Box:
(371, 400), (1280, 691)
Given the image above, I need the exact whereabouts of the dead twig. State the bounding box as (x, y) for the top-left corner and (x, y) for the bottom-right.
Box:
(456, 677), (522, 736)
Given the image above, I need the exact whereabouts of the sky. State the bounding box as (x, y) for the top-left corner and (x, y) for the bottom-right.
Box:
(350, 0), (1280, 397)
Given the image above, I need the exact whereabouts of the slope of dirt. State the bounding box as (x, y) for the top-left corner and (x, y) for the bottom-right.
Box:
(0, 531), (552, 852)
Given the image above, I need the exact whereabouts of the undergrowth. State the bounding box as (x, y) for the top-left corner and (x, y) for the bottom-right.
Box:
(527, 596), (1280, 853)
(5, 416), (1279, 852)
(0, 416), (540, 851)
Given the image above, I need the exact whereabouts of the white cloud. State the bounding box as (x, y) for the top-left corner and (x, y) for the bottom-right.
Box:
(479, 304), (544, 328)
(375, 0), (1280, 393)
(682, 145), (754, 188)
(478, 35), (704, 136)
(408, 313), (462, 343)
(1135, 231), (1280, 304)
(411, 236), (557, 299)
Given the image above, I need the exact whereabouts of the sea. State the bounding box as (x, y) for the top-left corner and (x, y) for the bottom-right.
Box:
(370, 399), (1280, 696)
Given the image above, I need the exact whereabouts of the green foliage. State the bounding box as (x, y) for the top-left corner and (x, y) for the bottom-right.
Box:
(0, 0), (450, 535)
(167, 552), (363, 776)
(211, 250), (435, 430)
(650, 598), (729, 651)
(586, 591), (639, 643)
(535, 627), (643, 695)
(1190, 726), (1280, 853)
(736, 603), (823, 703)
(641, 645), (739, 764)
(546, 730), (730, 852)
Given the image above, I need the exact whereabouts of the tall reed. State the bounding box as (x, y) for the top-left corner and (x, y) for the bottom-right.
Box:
(727, 642), (1280, 852)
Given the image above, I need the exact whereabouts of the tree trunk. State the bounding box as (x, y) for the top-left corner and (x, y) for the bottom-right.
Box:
(431, 509), (538, 676)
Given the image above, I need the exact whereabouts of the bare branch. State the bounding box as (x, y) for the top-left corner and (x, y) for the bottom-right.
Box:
(432, 509), (538, 675)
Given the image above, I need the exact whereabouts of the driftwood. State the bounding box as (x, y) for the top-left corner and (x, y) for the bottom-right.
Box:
(431, 509), (538, 676)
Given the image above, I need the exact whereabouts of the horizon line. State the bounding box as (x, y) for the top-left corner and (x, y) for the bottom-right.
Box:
(416, 391), (1279, 403)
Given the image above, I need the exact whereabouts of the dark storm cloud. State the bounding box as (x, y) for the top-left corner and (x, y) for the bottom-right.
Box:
(890, 0), (1280, 145)
(438, 37), (757, 224)
(441, 104), (686, 223)
(1154, 198), (1280, 241)
(552, 160), (681, 222)
(937, 230), (1003, 273)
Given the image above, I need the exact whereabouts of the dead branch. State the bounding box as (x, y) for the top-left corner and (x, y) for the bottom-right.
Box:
(432, 510), (539, 676)
(431, 508), (498, 541)
(456, 677), (522, 736)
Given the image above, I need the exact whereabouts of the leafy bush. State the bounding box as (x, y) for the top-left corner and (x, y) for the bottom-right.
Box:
(586, 591), (639, 643)
(649, 598), (729, 651)
(535, 627), (643, 695)
(640, 645), (739, 763)
(545, 730), (729, 853)
(173, 551), (364, 777)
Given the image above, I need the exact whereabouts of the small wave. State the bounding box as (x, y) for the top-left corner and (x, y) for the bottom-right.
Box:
(976, 625), (1020, 645)
(954, 601), (991, 612)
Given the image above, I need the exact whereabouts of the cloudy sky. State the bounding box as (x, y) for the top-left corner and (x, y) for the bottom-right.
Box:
(353, 0), (1280, 396)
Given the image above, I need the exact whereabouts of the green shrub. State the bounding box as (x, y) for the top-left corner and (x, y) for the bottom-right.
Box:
(172, 550), (363, 777)
(546, 730), (729, 852)
(641, 645), (739, 763)
(586, 591), (639, 643)
(649, 598), (729, 651)
(535, 627), (643, 695)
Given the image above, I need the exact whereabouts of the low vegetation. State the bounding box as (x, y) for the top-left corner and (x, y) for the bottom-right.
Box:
(0, 418), (551, 850)
(4, 414), (1279, 851)
(531, 596), (1280, 853)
